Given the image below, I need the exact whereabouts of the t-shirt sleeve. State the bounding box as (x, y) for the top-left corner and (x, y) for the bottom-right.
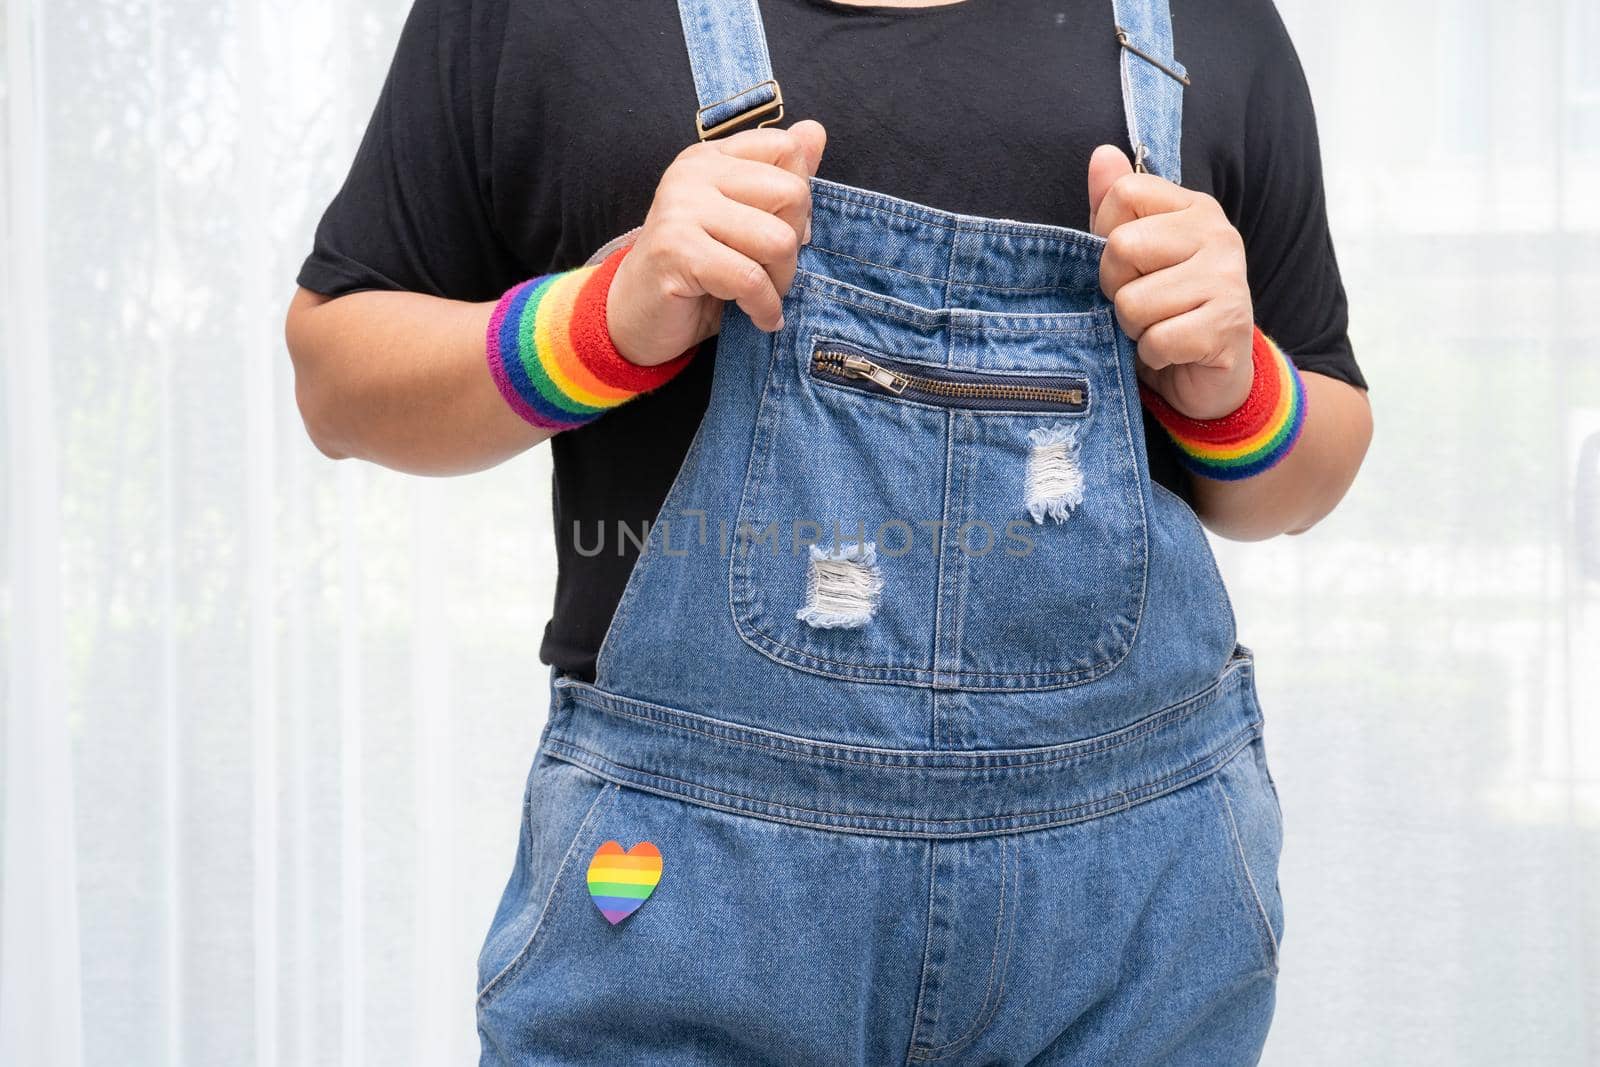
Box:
(1231, 6), (1367, 391)
(295, 0), (525, 302)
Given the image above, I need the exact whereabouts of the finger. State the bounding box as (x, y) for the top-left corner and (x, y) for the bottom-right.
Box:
(787, 119), (828, 177)
(683, 232), (785, 332)
(713, 157), (813, 237)
(1091, 172), (1197, 240)
(1098, 214), (1204, 297)
(712, 125), (820, 180)
(1109, 260), (1212, 339)
(702, 197), (802, 295)
(1088, 144), (1134, 235)
(782, 119), (826, 244)
(1134, 306), (1226, 371)
(1134, 358), (1163, 391)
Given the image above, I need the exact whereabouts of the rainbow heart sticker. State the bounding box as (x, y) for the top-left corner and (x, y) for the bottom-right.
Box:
(586, 840), (662, 925)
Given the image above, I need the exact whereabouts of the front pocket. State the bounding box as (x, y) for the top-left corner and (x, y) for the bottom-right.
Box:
(1210, 741), (1285, 974)
(729, 280), (1149, 690)
(810, 344), (1090, 413)
(476, 766), (619, 1010)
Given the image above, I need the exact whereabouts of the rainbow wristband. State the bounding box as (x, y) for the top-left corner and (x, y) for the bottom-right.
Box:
(485, 245), (696, 432)
(1139, 328), (1307, 481)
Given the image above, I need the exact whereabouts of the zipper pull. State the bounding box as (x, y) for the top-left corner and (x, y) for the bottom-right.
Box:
(838, 355), (908, 394)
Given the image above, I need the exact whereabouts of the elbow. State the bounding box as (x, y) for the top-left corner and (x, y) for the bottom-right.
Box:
(284, 289), (354, 461)
(1287, 388), (1375, 537)
(294, 375), (353, 461)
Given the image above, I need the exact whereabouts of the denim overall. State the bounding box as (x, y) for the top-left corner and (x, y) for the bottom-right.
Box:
(477, 1), (1285, 1062)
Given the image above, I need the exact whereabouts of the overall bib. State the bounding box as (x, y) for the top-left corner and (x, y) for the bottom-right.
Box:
(478, 2), (1285, 1063)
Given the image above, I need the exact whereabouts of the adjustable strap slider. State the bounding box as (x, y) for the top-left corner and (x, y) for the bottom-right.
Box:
(1115, 26), (1191, 87)
(695, 79), (785, 140)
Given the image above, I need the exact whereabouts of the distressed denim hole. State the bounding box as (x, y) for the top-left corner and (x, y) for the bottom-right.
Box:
(1025, 423), (1086, 524)
(796, 541), (883, 629)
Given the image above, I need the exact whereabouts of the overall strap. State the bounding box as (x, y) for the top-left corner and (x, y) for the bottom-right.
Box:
(1110, 0), (1188, 183)
(676, 0), (785, 140)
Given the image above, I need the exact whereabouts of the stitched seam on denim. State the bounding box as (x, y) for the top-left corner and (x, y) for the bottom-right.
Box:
(561, 663), (1251, 769)
(1120, 47), (1140, 164)
(1216, 772), (1281, 973)
(809, 183), (1111, 250)
(727, 311), (789, 645)
(789, 270), (955, 329)
(1150, 478), (1238, 659)
(475, 782), (618, 1007)
(1254, 738), (1284, 823)
(561, 664), (1247, 771)
(478, 757), (549, 1009)
(808, 243), (948, 287)
(595, 309), (742, 678)
(542, 723), (1259, 834)
(947, 314), (1118, 336)
(919, 847), (953, 1050)
(595, 397), (719, 679)
(540, 732), (1254, 837)
(940, 213), (960, 312)
(994, 839), (1021, 1037)
(914, 836), (1020, 1060)
(807, 243), (1096, 296)
(945, 420), (976, 717)
(734, 534), (1130, 681)
(734, 601), (1136, 682)
(734, 624), (1115, 684)
(913, 835), (1010, 1058)
(790, 271), (1116, 339)
(727, 609), (1142, 683)
(519, 761), (539, 866)
(930, 410), (955, 740)
(796, 273), (1119, 344)
(1109, 324), (1152, 668)
(563, 690), (1228, 773)
(905, 843), (942, 1063)
(938, 417), (975, 725)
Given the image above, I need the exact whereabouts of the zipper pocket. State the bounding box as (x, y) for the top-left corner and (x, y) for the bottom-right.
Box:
(810, 343), (1089, 413)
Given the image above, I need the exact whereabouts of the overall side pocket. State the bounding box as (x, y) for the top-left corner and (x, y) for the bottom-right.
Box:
(1209, 737), (1286, 974)
(476, 759), (619, 1010)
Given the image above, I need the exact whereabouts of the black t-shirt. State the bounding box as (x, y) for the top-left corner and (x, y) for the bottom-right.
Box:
(297, 0), (1366, 679)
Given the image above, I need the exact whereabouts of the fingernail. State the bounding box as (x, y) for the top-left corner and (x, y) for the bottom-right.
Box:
(775, 313), (786, 331)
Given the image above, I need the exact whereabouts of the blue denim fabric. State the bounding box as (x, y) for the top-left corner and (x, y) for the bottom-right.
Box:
(478, 2), (1284, 1062)
(1112, 0), (1186, 180)
(677, 0), (780, 134)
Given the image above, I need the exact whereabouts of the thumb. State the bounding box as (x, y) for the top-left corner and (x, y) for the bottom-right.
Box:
(1088, 144), (1135, 236)
(788, 119), (828, 177)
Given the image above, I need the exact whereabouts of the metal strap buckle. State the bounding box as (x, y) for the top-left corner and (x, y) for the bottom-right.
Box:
(691, 79), (784, 140)
(695, 79), (785, 140)
(1115, 26), (1191, 87)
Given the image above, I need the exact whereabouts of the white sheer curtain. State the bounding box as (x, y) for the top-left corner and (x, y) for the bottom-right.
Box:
(1, 1), (1596, 1064)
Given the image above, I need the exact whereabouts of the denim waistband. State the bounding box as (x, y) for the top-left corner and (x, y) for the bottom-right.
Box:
(801, 178), (1110, 314)
(541, 653), (1264, 839)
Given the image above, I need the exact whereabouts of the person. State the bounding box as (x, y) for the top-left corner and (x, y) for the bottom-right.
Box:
(286, 0), (1372, 1062)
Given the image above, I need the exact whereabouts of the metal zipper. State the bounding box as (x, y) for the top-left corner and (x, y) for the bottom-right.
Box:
(811, 348), (1087, 411)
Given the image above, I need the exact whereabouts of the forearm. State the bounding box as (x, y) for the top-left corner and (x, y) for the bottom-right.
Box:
(285, 286), (551, 476)
(1189, 370), (1372, 541)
